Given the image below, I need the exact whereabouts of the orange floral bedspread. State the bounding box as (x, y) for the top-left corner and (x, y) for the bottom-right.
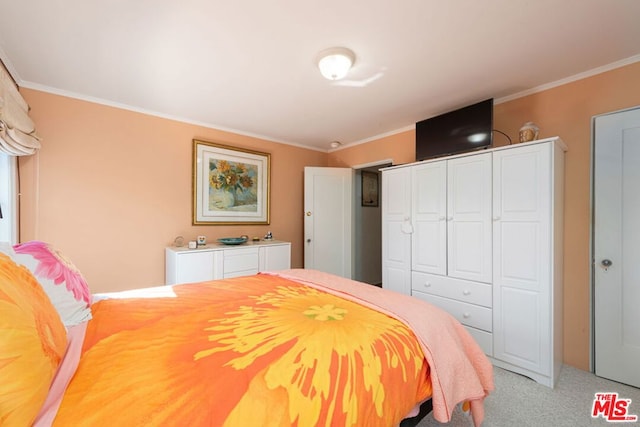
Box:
(53, 274), (433, 426)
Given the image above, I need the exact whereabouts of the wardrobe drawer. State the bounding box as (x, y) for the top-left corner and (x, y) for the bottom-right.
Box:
(412, 291), (492, 332)
(464, 326), (493, 356)
(411, 272), (492, 307)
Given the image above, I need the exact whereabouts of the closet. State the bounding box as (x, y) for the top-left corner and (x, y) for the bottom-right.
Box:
(381, 137), (566, 387)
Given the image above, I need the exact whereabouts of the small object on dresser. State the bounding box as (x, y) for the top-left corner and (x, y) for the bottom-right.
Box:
(252, 236), (261, 242)
(197, 235), (207, 246)
(173, 236), (184, 247)
(264, 231), (273, 240)
(188, 241), (197, 249)
(519, 122), (539, 143)
(218, 236), (248, 245)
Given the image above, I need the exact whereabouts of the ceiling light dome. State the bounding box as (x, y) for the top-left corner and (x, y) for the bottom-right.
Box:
(317, 47), (355, 80)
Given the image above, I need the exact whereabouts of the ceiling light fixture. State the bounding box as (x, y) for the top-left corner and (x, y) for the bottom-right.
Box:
(317, 47), (355, 81)
(330, 140), (342, 149)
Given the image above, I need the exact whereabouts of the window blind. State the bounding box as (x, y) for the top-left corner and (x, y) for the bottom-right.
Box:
(0, 60), (40, 156)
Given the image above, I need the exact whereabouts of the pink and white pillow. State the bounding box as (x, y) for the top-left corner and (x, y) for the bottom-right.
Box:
(6, 241), (92, 326)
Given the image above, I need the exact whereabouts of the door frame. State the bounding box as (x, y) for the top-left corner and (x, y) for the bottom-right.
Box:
(352, 158), (393, 284)
(590, 105), (640, 373)
(303, 159), (393, 279)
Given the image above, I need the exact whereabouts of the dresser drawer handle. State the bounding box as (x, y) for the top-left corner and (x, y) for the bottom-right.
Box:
(462, 312), (471, 319)
(462, 290), (471, 296)
(423, 282), (431, 287)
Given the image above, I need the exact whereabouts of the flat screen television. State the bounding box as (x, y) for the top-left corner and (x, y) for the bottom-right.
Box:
(415, 98), (493, 161)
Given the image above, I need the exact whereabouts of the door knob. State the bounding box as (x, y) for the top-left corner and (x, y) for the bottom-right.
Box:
(601, 259), (612, 270)
(306, 211), (312, 216)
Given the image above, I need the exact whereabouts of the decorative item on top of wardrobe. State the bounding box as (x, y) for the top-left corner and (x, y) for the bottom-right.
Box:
(519, 122), (540, 143)
(0, 60), (41, 156)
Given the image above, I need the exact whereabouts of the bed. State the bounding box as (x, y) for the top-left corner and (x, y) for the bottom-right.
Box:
(0, 241), (494, 426)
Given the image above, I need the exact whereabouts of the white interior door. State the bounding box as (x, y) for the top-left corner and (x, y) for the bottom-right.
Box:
(304, 167), (353, 278)
(594, 106), (640, 388)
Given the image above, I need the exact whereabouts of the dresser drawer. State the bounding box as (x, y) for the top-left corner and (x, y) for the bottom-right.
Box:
(411, 272), (492, 307)
(412, 291), (492, 332)
(224, 268), (259, 279)
(223, 247), (259, 276)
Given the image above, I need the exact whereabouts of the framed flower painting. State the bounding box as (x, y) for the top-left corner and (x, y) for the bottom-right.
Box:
(193, 140), (270, 224)
(361, 170), (379, 207)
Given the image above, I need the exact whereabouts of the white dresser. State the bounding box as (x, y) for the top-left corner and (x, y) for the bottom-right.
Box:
(165, 240), (291, 285)
(382, 137), (565, 387)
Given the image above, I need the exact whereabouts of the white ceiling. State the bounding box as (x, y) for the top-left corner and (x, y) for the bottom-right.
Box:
(1, 0), (639, 152)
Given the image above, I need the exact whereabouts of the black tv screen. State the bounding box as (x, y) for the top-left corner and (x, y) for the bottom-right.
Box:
(415, 98), (493, 161)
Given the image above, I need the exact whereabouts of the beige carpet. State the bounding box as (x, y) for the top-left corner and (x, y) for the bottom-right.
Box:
(416, 365), (640, 426)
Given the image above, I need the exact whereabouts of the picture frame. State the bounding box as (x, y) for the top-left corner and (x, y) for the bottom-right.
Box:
(361, 171), (379, 207)
(193, 139), (270, 225)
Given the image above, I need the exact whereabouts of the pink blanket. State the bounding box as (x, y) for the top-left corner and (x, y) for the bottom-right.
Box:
(264, 269), (494, 426)
(33, 323), (87, 426)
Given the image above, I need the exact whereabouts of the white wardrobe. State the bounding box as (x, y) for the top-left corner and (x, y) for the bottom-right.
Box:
(382, 137), (566, 387)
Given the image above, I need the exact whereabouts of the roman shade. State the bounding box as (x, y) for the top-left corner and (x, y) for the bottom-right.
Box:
(0, 62), (40, 156)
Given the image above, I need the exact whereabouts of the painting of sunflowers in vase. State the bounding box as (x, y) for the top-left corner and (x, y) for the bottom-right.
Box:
(193, 140), (270, 225)
(209, 159), (257, 210)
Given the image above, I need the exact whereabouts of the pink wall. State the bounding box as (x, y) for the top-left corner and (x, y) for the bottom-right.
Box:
(18, 61), (640, 371)
(19, 90), (327, 292)
(327, 61), (640, 371)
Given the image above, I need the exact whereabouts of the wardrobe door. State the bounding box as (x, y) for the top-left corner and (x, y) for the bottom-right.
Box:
(382, 167), (412, 295)
(411, 161), (447, 275)
(493, 143), (552, 375)
(447, 153), (492, 283)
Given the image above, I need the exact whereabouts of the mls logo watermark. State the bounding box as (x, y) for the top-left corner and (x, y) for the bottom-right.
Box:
(592, 393), (638, 422)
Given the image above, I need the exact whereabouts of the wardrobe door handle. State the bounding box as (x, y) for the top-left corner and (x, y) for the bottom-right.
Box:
(401, 217), (414, 234)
